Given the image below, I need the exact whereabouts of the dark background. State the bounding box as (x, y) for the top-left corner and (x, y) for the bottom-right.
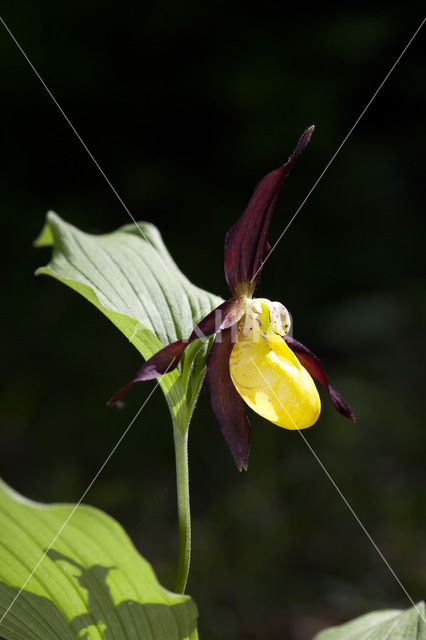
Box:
(1, 3), (425, 639)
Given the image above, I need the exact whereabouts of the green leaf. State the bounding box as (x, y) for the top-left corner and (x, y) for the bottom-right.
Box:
(0, 479), (198, 640)
(35, 211), (223, 430)
(313, 602), (426, 640)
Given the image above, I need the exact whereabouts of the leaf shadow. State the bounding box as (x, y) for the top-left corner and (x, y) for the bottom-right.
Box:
(0, 548), (197, 640)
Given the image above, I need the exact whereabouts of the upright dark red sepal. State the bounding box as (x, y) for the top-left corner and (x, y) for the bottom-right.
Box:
(207, 327), (251, 470)
(285, 336), (356, 422)
(108, 298), (244, 406)
(224, 126), (314, 296)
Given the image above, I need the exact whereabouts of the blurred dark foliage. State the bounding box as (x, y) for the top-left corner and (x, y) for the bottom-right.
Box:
(1, 3), (425, 639)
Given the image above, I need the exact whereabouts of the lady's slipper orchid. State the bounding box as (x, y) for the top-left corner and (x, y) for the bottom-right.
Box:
(109, 126), (355, 470)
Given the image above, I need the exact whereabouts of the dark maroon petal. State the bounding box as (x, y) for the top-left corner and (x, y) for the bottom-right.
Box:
(189, 297), (245, 340)
(108, 298), (244, 406)
(285, 335), (356, 422)
(207, 327), (251, 470)
(224, 126), (314, 296)
(107, 339), (189, 405)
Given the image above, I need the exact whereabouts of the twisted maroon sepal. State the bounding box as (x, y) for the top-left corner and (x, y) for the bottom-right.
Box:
(285, 336), (356, 422)
(108, 297), (244, 406)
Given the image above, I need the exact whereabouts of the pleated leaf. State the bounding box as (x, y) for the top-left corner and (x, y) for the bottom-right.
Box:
(35, 212), (223, 429)
(313, 602), (426, 640)
(0, 479), (198, 640)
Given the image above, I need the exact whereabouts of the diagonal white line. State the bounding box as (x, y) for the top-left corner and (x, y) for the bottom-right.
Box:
(249, 356), (425, 623)
(0, 335), (210, 624)
(0, 375), (164, 626)
(251, 16), (426, 283)
(0, 15), (178, 287)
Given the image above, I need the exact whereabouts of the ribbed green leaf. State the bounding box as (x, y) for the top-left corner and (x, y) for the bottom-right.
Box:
(313, 602), (426, 640)
(0, 479), (198, 640)
(35, 212), (223, 429)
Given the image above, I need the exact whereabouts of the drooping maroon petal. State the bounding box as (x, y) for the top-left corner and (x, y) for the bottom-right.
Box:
(189, 296), (245, 340)
(108, 297), (244, 406)
(206, 327), (251, 470)
(285, 336), (356, 422)
(224, 126), (314, 296)
(107, 339), (189, 405)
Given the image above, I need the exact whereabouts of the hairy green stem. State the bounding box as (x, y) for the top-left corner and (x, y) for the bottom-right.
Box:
(173, 426), (191, 594)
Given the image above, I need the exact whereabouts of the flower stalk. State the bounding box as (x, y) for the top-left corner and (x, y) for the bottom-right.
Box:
(173, 424), (191, 594)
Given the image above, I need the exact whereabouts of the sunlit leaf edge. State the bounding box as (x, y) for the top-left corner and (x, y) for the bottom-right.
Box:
(34, 211), (223, 428)
(313, 601), (426, 640)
